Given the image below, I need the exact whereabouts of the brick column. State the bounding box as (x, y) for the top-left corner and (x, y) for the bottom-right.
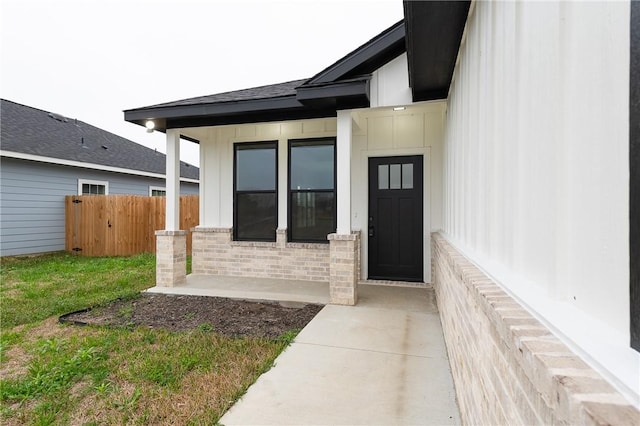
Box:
(155, 230), (187, 287)
(328, 231), (360, 305)
(276, 228), (288, 249)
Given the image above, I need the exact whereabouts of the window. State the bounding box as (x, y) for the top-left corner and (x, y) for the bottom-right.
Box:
(149, 186), (166, 196)
(378, 162), (414, 190)
(78, 179), (108, 195)
(234, 142), (277, 241)
(288, 138), (336, 242)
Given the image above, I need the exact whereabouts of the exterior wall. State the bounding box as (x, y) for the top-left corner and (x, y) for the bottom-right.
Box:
(0, 157), (198, 256)
(187, 118), (337, 230)
(370, 53), (412, 108)
(351, 102), (445, 281)
(187, 119), (336, 283)
(432, 233), (640, 425)
(192, 228), (329, 281)
(186, 93), (446, 283)
(442, 1), (638, 403)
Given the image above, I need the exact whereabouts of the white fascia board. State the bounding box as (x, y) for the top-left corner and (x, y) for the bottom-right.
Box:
(0, 150), (199, 184)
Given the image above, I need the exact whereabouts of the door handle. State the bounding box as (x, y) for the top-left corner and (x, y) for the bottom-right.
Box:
(368, 225), (375, 237)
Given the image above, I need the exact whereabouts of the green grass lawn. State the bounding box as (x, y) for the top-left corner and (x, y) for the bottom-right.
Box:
(0, 253), (288, 425)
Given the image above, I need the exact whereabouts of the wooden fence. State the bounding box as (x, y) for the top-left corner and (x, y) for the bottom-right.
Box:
(65, 195), (199, 256)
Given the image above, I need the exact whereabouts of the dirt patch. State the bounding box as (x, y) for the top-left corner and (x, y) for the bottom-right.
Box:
(61, 294), (324, 338)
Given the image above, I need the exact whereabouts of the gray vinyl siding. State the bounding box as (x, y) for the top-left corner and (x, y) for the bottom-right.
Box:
(0, 157), (199, 256)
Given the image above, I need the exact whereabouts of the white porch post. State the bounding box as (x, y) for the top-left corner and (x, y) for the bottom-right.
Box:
(192, 132), (231, 275)
(155, 128), (186, 287)
(329, 110), (360, 305)
(336, 110), (352, 233)
(165, 129), (181, 231)
(198, 132), (221, 228)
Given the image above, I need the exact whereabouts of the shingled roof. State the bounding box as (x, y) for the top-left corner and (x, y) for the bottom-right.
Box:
(1, 99), (199, 180)
(124, 2), (471, 132)
(145, 79), (308, 109)
(123, 21), (407, 131)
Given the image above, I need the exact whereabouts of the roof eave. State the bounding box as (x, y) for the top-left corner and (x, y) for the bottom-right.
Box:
(296, 77), (370, 109)
(306, 20), (406, 85)
(125, 78), (373, 129)
(125, 96), (305, 130)
(403, 0), (471, 102)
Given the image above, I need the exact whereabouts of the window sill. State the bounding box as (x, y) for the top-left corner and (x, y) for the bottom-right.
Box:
(231, 240), (277, 248)
(285, 242), (330, 250)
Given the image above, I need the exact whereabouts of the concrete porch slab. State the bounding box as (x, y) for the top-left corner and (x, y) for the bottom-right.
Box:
(144, 274), (329, 305)
(220, 285), (460, 425)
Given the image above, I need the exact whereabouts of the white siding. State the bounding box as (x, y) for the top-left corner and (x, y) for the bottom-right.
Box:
(442, 1), (637, 400)
(0, 158), (198, 255)
(370, 53), (413, 108)
(189, 118), (338, 230)
(352, 102), (446, 282)
(190, 98), (445, 283)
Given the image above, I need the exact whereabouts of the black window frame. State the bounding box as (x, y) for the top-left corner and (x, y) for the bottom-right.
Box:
(287, 137), (337, 243)
(233, 141), (278, 242)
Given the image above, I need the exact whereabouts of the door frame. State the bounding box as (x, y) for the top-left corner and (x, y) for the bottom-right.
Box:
(359, 148), (431, 283)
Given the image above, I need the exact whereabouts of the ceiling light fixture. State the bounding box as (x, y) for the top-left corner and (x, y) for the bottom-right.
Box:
(393, 106), (406, 111)
(145, 120), (155, 133)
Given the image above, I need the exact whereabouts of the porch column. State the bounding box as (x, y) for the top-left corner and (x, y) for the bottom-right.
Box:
(329, 110), (359, 305)
(165, 129), (180, 231)
(198, 131), (221, 228)
(155, 129), (186, 287)
(192, 132), (227, 275)
(336, 110), (352, 233)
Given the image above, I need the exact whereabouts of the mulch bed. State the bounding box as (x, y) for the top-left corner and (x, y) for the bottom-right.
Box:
(61, 293), (324, 338)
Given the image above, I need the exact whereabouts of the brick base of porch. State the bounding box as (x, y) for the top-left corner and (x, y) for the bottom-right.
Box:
(328, 232), (360, 306)
(191, 227), (361, 305)
(155, 230), (187, 287)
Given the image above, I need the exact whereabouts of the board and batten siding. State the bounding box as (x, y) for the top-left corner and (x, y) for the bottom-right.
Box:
(0, 157), (198, 256)
(351, 102), (445, 282)
(188, 90), (445, 282)
(442, 1), (637, 400)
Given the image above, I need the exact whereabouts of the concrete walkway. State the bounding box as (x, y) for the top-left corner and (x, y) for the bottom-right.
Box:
(147, 276), (460, 424)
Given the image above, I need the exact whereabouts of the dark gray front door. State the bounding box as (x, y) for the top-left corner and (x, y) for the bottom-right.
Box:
(368, 155), (423, 282)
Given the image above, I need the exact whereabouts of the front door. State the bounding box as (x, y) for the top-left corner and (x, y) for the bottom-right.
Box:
(368, 156), (423, 281)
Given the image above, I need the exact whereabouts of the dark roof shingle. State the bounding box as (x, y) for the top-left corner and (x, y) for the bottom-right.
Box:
(142, 79), (308, 109)
(1, 99), (199, 180)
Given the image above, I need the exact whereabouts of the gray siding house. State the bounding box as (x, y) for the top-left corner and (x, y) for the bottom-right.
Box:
(0, 99), (199, 256)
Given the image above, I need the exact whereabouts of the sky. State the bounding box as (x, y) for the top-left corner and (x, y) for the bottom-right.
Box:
(0, 0), (404, 167)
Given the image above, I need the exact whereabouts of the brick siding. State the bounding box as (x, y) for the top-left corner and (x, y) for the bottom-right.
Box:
(192, 227), (330, 281)
(432, 233), (639, 425)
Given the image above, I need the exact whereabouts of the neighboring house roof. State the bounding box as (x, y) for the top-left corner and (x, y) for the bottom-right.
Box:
(1, 99), (199, 181)
(124, 1), (469, 131)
